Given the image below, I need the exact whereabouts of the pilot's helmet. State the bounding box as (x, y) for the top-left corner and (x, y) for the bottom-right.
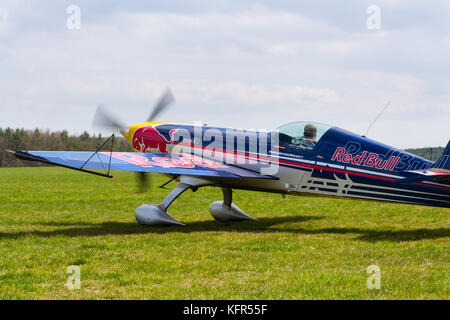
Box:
(304, 124), (317, 139)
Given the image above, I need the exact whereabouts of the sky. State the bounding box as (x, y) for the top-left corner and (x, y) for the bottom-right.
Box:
(0, 0), (449, 149)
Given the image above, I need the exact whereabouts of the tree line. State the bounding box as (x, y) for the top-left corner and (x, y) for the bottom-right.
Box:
(0, 127), (132, 167)
(404, 146), (444, 162)
(0, 127), (445, 167)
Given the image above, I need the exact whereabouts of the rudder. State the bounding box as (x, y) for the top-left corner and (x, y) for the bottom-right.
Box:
(432, 140), (450, 169)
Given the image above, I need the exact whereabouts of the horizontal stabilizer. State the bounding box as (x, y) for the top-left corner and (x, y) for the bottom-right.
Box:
(396, 168), (450, 184)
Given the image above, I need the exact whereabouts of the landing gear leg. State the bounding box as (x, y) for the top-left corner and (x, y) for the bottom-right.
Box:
(209, 188), (257, 222)
(135, 183), (191, 226)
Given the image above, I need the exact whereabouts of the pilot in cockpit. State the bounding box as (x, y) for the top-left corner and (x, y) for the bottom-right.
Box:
(301, 123), (317, 149)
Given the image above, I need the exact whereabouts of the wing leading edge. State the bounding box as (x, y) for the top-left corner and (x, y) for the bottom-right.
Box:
(11, 150), (277, 180)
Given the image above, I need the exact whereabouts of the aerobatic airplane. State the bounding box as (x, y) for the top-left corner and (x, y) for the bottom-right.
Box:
(9, 89), (450, 226)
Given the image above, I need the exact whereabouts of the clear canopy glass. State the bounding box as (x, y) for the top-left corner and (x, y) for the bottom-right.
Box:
(275, 121), (333, 151)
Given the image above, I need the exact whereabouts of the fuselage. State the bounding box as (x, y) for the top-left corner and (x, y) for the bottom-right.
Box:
(120, 121), (450, 208)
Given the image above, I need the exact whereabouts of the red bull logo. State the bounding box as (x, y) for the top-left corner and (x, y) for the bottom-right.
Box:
(331, 147), (400, 171)
(132, 126), (179, 153)
(104, 152), (226, 169)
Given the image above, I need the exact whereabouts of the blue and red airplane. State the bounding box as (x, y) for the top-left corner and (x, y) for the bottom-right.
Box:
(10, 89), (450, 225)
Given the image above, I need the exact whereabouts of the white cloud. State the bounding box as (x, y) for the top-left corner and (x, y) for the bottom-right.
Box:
(0, 7), (8, 32)
(0, 4), (449, 149)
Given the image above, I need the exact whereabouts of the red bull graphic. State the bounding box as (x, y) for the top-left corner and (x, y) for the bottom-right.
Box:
(132, 126), (180, 153)
(331, 147), (400, 171)
(104, 152), (227, 169)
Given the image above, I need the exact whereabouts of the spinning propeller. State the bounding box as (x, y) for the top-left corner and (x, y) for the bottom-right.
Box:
(92, 88), (176, 192)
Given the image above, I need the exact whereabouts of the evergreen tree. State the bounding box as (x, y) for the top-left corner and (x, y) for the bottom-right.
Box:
(80, 131), (90, 141)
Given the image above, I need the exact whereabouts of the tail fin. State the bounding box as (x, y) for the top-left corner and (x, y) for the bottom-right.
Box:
(432, 140), (450, 169)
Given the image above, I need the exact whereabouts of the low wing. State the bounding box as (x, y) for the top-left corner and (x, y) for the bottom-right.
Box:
(11, 150), (277, 180)
(396, 168), (450, 184)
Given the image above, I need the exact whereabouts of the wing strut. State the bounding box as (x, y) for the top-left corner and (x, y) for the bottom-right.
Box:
(8, 150), (114, 178)
(80, 134), (115, 175)
(8, 134), (117, 179)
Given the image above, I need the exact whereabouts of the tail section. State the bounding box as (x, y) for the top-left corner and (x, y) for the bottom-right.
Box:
(432, 140), (450, 169)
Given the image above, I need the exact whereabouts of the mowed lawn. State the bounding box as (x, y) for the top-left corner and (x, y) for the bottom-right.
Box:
(0, 167), (448, 299)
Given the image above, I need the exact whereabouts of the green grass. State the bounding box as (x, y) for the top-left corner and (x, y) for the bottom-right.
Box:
(0, 167), (448, 299)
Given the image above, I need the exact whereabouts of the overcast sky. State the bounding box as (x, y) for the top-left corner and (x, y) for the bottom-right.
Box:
(0, 1), (449, 148)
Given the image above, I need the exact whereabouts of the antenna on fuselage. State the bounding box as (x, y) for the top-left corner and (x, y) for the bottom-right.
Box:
(364, 101), (391, 137)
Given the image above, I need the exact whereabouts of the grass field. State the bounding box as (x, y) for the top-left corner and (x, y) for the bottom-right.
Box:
(0, 167), (448, 299)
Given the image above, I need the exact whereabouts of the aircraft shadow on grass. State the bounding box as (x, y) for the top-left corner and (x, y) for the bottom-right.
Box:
(1, 215), (449, 243)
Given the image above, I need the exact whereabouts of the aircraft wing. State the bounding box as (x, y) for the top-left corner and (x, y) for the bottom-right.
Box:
(395, 168), (450, 184)
(10, 150), (277, 180)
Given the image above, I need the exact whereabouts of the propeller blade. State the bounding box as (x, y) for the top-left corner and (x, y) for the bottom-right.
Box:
(136, 172), (151, 192)
(147, 88), (175, 122)
(92, 105), (127, 133)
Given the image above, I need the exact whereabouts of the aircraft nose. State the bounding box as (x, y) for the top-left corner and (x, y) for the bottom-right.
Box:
(120, 127), (132, 144)
(121, 123), (147, 145)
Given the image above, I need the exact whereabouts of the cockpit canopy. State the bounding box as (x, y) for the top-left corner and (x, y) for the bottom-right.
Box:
(276, 121), (333, 151)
